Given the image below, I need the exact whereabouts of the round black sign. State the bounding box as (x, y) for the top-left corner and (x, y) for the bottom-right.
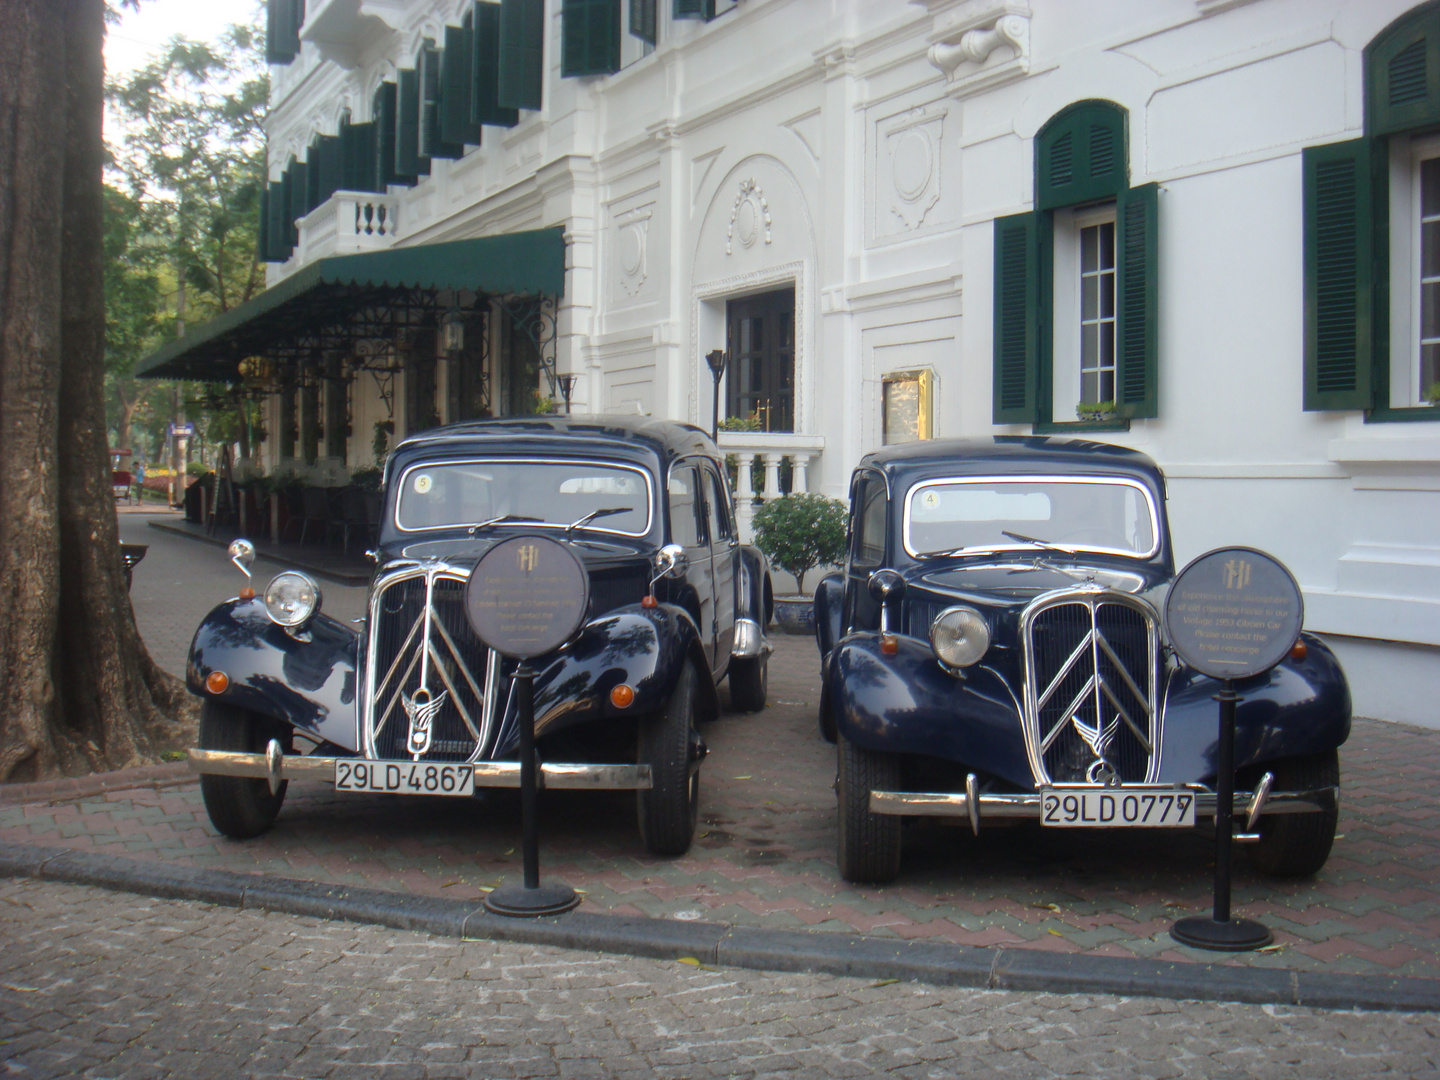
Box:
(1164, 547), (1303, 680)
(464, 535), (589, 659)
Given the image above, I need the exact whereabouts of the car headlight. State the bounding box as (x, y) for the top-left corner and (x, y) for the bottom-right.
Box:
(930, 606), (989, 669)
(264, 571), (322, 627)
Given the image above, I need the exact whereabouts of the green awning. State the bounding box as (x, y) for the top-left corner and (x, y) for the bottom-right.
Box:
(137, 227), (565, 381)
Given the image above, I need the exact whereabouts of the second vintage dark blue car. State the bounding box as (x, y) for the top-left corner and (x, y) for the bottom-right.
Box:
(814, 437), (1351, 884)
(186, 416), (773, 857)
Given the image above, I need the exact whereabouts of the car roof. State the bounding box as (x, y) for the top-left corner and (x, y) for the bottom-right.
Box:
(393, 414), (718, 465)
(858, 436), (1165, 490)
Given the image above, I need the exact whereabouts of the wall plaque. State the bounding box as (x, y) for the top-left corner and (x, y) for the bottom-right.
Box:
(464, 535), (589, 660)
(1164, 547), (1303, 680)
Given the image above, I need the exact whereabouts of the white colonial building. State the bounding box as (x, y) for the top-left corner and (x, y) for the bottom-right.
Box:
(141, 0), (1440, 728)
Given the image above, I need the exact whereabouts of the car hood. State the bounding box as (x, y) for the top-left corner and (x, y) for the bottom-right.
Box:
(380, 532), (654, 573)
(908, 559), (1171, 610)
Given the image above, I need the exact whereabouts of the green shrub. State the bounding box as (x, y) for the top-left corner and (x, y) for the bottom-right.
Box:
(751, 492), (847, 595)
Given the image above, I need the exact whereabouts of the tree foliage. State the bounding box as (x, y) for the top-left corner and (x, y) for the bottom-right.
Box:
(751, 493), (848, 596)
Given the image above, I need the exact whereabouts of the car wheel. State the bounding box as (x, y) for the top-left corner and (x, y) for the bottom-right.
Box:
(728, 655), (768, 713)
(1246, 750), (1340, 878)
(198, 701), (289, 840)
(836, 732), (902, 884)
(637, 661), (701, 856)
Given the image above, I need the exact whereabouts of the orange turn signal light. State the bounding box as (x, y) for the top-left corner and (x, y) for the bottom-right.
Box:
(641, 594), (658, 609)
(610, 684), (636, 709)
(239, 586), (256, 600)
(205, 671), (230, 695)
(880, 633), (899, 656)
(1289, 640), (1308, 661)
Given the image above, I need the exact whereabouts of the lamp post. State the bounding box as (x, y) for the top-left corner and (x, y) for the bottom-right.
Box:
(705, 349), (727, 439)
(558, 373), (578, 415)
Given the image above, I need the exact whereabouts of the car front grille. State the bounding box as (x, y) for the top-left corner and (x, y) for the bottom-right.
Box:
(1021, 592), (1160, 785)
(365, 571), (501, 763)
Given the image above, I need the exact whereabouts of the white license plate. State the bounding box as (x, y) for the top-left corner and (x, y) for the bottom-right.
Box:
(334, 760), (475, 797)
(1040, 787), (1196, 828)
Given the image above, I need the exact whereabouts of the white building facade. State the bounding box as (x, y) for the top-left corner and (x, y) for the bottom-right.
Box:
(145, 0), (1440, 728)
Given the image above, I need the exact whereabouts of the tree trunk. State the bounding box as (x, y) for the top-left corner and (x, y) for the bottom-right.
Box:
(0, 0), (192, 783)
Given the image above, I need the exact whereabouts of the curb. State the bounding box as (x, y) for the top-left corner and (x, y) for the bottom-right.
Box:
(2, 840), (1436, 1012)
(0, 763), (193, 807)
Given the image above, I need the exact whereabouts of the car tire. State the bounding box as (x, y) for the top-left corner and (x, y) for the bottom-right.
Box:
(836, 732), (902, 884)
(637, 661), (701, 856)
(198, 701), (289, 840)
(1246, 750), (1340, 879)
(728, 655), (768, 713)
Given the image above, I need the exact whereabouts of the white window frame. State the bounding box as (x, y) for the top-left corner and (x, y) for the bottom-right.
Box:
(619, 1), (656, 69)
(1051, 201), (1118, 420)
(1388, 132), (1440, 409)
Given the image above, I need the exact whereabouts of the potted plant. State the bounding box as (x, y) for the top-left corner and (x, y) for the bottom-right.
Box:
(751, 492), (847, 634)
(1075, 400), (1116, 422)
(1425, 382), (1440, 406)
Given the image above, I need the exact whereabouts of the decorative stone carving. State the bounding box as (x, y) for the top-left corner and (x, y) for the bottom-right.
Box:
(882, 106), (946, 231)
(615, 206), (651, 297)
(726, 179), (772, 256)
(924, 3), (1031, 97)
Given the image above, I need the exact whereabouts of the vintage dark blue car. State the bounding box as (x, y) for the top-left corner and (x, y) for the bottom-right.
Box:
(814, 437), (1350, 884)
(187, 416), (773, 856)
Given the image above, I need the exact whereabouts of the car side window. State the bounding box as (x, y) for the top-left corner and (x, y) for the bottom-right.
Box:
(852, 475), (887, 568)
(668, 465), (704, 548)
(704, 466), (733, 543)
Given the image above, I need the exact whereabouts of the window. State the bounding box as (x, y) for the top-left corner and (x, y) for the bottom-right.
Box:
(704, 467), (733, 543)
(1302, 2), (1440, 419)
(726, 289), (795, 432)
(851, 473), (887, 568)
(668, 465), (703, 548)
(992, 100), (1158, 427)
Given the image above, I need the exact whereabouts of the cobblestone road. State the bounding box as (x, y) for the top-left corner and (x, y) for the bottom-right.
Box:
(2, 877), (1437, 1080)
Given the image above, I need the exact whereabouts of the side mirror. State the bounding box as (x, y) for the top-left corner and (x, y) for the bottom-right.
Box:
(656, 543), (689, 579)
(228, 538), (256, 581)
(867, 569), (906, 633)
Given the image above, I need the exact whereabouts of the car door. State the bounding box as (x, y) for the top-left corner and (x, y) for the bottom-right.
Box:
(667, 461), (717, 670)
(844, 469), (888, 633)
(701, 460), (737, 674)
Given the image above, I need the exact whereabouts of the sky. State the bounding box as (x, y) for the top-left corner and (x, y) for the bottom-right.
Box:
(104, 0), (262, 81)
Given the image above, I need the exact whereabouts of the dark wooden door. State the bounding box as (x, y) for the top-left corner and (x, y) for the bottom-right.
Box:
(726, 288), (794, 432)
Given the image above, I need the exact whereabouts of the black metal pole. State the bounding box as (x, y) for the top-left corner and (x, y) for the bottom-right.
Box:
(711, 376), (721, 440)
(516, 662), (540, 890)
(1212, 680), (1236, 924)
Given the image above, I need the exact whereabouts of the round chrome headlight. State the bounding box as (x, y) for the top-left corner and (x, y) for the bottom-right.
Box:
(264, 571), (322, 627)
(930, 606), (990, 669)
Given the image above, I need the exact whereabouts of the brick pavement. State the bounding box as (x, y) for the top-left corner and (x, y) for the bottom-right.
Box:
(10, 517), (1433, 982)
(3, 877), (1438, 1080)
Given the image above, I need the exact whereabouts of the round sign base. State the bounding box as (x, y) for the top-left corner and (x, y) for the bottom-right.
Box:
(484, 882), (582, 918)
(1170, 915), (1273, 952)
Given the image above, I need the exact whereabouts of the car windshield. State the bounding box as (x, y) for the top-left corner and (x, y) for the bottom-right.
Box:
(394, 458), (653, 536)
(903, 475), (1159, 559)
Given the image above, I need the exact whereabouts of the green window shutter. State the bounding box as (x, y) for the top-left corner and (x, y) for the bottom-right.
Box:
(266, 180), (289, 260)
(1367, 6), (1440, 136)
(287, 160), (309, 235)
(992, 212), (1039, 424)
(473, 2), (520, 126)
(442, 23), (483, 146)
(266, 0), (301, 64)
(630, 0), (656, 46)
(1303, 139), (1375, 411)
(395, 69), (431, 179)
(673, 0), (706, 17)
(340, 121), (377, 192)
(1036, 101), (1128, 212)
(373, 82), (408, 188)
(257, 184), (273, 263)
(279, 168), (297, 252)
(562, 0), (620, 78)
(420, 44), (465, 159)
(1114, 183), (1159, 419)
(313, 134), (342, 203)
(498, 0), (544, 111)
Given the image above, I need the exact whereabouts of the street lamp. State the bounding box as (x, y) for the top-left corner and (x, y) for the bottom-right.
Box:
(440, 306), (465, 354)
(705, 349), (726, 439)
(558, 373), (579, 415)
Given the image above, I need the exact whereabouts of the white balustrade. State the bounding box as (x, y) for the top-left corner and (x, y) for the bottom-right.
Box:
(296, 190), (401, 263)
(716, 431), (825, 543)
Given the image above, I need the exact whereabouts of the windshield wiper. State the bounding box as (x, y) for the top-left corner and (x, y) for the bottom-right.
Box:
(565, 507), (631, 535)
(1001, 530), (1076, 555)
(1006, 557), (1093, 582)
(466, 514), (541, 536)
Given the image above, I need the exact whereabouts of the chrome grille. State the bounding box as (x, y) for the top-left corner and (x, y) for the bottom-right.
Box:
(364, 568), (501, 763)
(1021, 591), (1160, 785)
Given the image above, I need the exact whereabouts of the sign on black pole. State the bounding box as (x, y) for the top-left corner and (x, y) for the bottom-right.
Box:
(1164, 547), (1303, 951)
(464, 534), (589, 917)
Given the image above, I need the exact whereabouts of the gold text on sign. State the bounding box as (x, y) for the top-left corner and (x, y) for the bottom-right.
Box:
(1223, 559), (1251, 590)
(518, 544), (539, 573)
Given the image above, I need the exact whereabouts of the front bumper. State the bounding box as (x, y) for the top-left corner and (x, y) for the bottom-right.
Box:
(188, 749), (654, 790)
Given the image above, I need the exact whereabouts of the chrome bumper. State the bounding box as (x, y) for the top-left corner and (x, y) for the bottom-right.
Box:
(731, 617), (773, 660)
(188, 749), (654, 790)
(869, 778), (1337, 833)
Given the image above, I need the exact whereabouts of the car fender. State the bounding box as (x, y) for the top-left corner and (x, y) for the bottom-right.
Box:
(736, 544), (773, 626)
(187, 598), (360, 752)
(829, 632), (1034, 789)
(1156, 632), (1352, 784)
(814, 572), (844, 661)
